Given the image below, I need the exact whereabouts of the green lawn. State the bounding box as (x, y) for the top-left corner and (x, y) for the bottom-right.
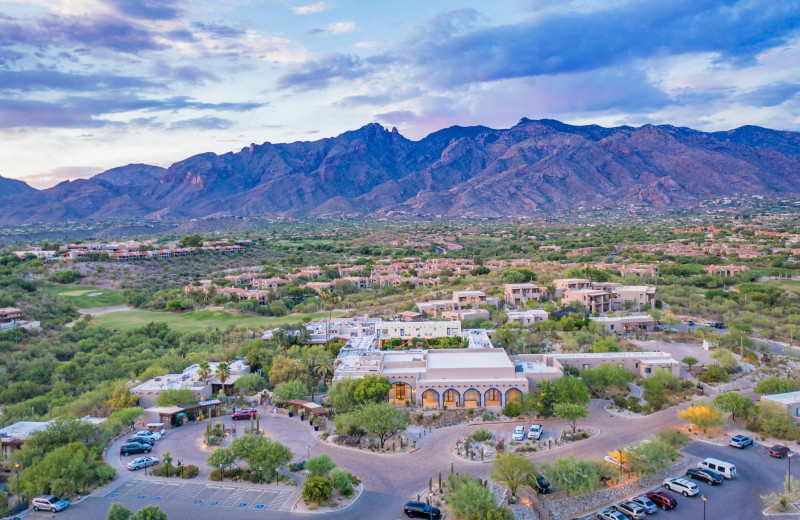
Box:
(44, 284), (125, 308)
(93, 309), (345, 332)
(759, 280), (800, 293)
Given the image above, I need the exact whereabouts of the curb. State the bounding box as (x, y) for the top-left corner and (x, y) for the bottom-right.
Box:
(289, 483), (365, 515)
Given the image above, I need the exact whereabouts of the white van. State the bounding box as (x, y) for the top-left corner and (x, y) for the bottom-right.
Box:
(698, 458), (736, 479)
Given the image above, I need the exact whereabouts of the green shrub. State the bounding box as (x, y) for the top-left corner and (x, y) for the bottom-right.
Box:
(468, 428), (494, 442)
(331, 468), (354, 497)
(306, 455), (336, 477)
(289, 461), (306, 472)
(482, 411), (496, 421)
(502, 402), (522, 418)
(302, 476), (333, 507)
(209, 469), (222, 481)
(182, 465), (199, 479)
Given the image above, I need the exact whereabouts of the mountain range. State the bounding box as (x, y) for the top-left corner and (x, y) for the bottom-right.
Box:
(2, 118), (800, 224)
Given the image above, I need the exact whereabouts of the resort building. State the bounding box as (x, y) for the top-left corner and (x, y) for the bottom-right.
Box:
(504, 283), (546, 308)
(590, 315), (656, 333)
(131, 360), (250, 408)
(760, 391), (800, 417)
(416, 290), (500, 317)
(507, 309), (550, 326)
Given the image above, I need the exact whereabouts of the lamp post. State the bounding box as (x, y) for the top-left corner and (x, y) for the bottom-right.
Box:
(220, 463), (223, 482)
(259, 466), (263, 484)
(144, 458), (148, 476)
(306, 444), (311, 461)
(179, 460), (184, 478)
(275, 467), (279, 486)
(428, 492), (434, 520)
(234, 463), (238, 482)
(14, 462), (20, 501)
(789, 452), (793, 492)
(702, 495), (706, 520)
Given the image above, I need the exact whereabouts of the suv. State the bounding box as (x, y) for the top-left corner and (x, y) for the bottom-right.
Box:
(686, 468), (723, 486)
(404, 501), (442, 519)
(529, 424), (543, 440)
(512, 426), (525, 441)
(127, 456), (160, 471)
(644, 491), (677, 510)
(32, 495), (69, 513)
(663, 477), (699, 496)
(232, 409), (258, 420)
(613, 501), (646, 519)
(770, 445), (792, 458)
(630, 496), (658, 514)
(529, 473), (551, 494)
(120, 441), (151, 456)
(729, 435), (753, 448)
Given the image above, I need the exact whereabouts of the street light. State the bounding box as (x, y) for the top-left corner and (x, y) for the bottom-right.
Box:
(14, 462), (20, 501)
(275, 467), (279, 486)
(219, 463), (223, 482)
(789, 452), (793, 492)
(179, 460), (184, 478)
(259, 466), (263, 484)
(306, 444), (311, 461)
(234, 463), (238, 482)
(702, 495), (707, 520)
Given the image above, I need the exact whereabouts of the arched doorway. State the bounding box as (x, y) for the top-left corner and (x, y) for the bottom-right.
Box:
(422, 389), (439, 408)
(463, 389), (481, 408)
(443, 389), (460, 408)
(484, 388), (502, 407)
(391, 382), (411, 405)
(505, 388), (523, 404)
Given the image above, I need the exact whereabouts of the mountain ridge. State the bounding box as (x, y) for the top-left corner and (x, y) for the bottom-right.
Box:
(1, 118), (799, 224)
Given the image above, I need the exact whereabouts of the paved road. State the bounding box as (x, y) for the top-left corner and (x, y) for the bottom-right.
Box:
(66, 398), (718, 519)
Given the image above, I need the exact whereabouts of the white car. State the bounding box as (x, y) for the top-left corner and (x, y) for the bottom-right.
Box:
(127, 456), (160, 471)
(135, 430), (162, 441)
(512, 426), (525, 441)
(528, 424), (543, 440)
(663, 477), (699, 496)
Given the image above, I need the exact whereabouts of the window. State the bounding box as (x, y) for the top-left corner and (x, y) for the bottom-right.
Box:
(485, 389), (501, 406)
(394, 383), (407, 401)
(582, 364), (591, 370)
(645, 367), (652, 374)
(443, 389), (459, 406)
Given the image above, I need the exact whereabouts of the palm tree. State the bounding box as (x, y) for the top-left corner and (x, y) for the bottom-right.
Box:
(319, 289), (341, 348)
(216, 362), (230, 390)
(198, 361), (211, 383)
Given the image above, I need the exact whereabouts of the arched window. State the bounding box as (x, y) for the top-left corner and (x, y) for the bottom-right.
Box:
(506, 388), (523, 404)
(485, 388), (502, 407)
(443, 389), (460, 407)
(464, 389), (480, 407)
(422, 390), (439, 408)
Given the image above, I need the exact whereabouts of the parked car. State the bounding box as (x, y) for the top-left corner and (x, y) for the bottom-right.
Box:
(403, 501), (442, 519)
(613, 501), (646, 519)
(120, 442), (151, 456)
(512, 426), (525, 441)
(685, 468), (724, 486)
(687, 320), (695, 326)
(529, 473), (551, 494)
(232, 409), (258, 420)
(663, 477), (699, 497)
(127, 456), (160, 471)
(134, 430), (161, 441)
(729, 435), (753, 448)
(770, 445), (792, 458)
(32, 495), (70, 513)
(595, 508), (627, 520)
(644, 491), (678, 510)
(715, 322), (726, 329)
(529, 424), (543, 440)
(128, 433), (155, 445)
(630, 495), (658, 514)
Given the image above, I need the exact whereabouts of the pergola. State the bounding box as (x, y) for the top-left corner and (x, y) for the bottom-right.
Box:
(286, 400), (329, 418)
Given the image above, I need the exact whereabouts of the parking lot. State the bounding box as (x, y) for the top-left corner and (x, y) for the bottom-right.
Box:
(574, 440), (791, 520)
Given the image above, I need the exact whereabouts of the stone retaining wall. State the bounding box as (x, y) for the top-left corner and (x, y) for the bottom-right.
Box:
(543, 455), (698, 520)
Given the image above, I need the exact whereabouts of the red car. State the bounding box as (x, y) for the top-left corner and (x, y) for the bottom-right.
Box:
(231, 409), (257, 420)
(644, 491), (678, 511)
(770, 445), (791, 458)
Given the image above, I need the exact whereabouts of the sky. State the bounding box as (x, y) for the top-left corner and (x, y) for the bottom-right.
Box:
(1, 0), (800, 188)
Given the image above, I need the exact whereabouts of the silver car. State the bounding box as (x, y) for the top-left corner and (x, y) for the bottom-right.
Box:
(631, 495), (658, 514)
(127, 456), (160, 471)
(32, 495), (69, 512)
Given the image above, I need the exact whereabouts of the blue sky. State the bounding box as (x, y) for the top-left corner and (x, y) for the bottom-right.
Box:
(1, 0), (799, 188)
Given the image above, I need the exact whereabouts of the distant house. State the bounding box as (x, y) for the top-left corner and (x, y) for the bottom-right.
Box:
(550, 306), (589, 319)
(504, 283), (546, 308)
(704, 265), (750, 276)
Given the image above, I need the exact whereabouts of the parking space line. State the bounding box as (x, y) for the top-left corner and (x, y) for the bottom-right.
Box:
(267, 490), (294, 510)
(169, 483), (207, 502)
(120, 480), (151, 497)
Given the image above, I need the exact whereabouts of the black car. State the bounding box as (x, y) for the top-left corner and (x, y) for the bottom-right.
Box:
(404, 501), (442, 519)
(120, 442), (151, 456)
(686, 468), (723, 485)
(129, 434), (156, 445)
(530, 472), (551, 494)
